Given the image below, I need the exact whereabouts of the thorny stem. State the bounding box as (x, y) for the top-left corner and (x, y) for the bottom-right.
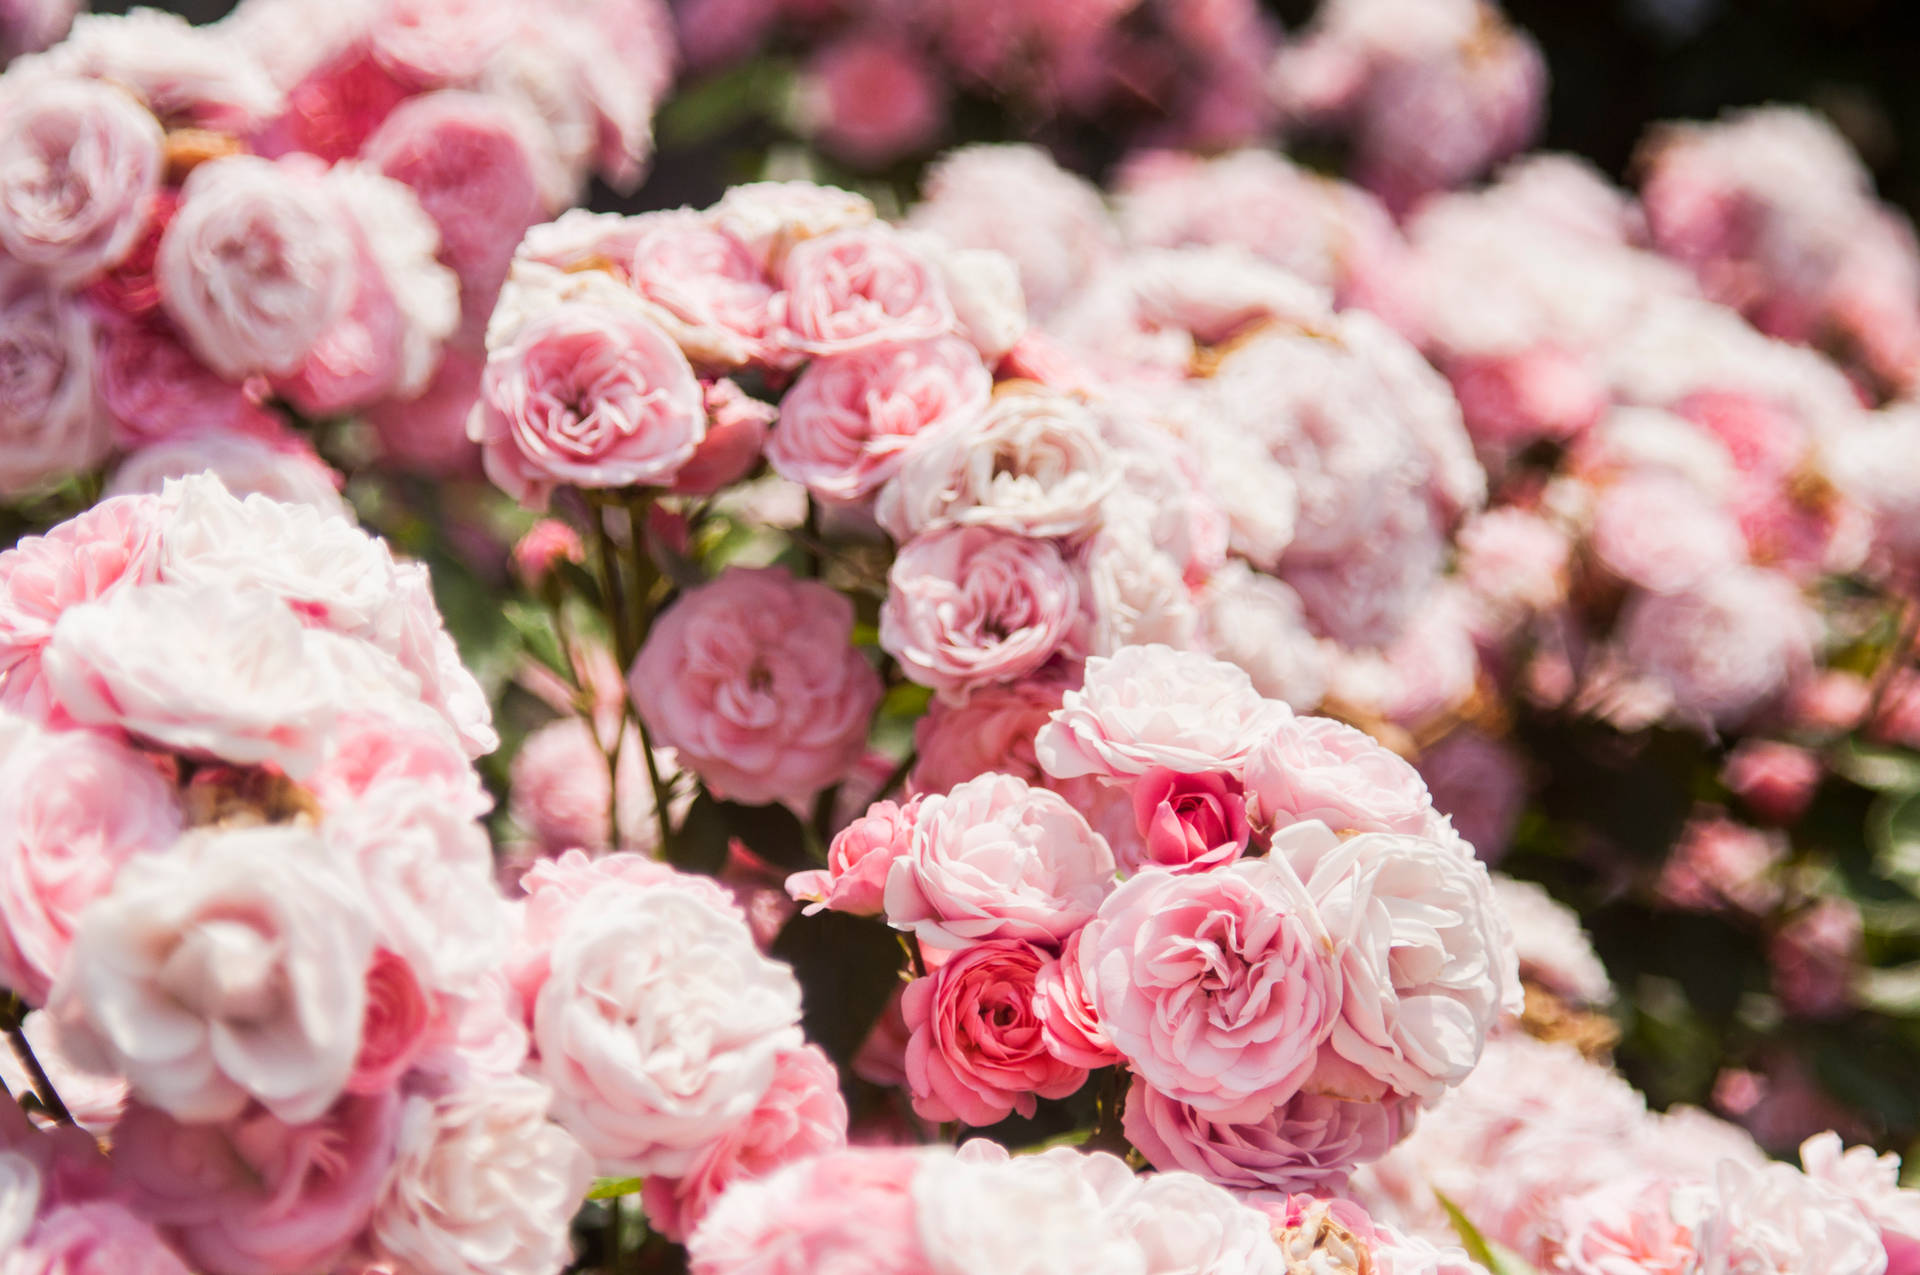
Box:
(2, 994), (71, 1126)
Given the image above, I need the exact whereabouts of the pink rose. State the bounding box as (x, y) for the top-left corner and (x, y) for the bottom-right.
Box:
(510, 519), (585, 590)
(49, 824), (373, 1124)
(1800, 1132), (1920, 1275)
(471, 301), (706, 507)
(108, 429), (347, 517)
(1243, 715), (1436, 837)
(1590, 473), (1746, 595)
(630, 566), (882, 806)
(672, 379), (776, 496)
(624, 209), (784, 369)
(909, 677), (1064, 794)
(1035, 645), (1292, 783)
(1722, 740), (1821, 826)
(1077, 860), (1337, 1117)
(1615, 567), (1817, 730)
(642, 1044), (850, 1243)
(1769, 898), (1862, 1020)
(0, 265), (108, 496)
(1124, 1077), (1410, 1195)
(880, 525), (1082, 699)
(158, 155), (355, 379)
(364, 346), (486, 477)
(344, 950), (433, 1096)
(902, 940), (1088, 1126)
(0, 725), (180, 1006)
(0, 77), (163, 285)
(708, 180), (876, 275)
(788, 797), (919, 917)
(371, 1074), (592, 1275)
(883, 772), (1115, 951)
(781, 224), (954, 355)
(92, 316), (279, 447)
(0, 493), (164, 720)
(7, 1201), (190, 1275)
(687, 1147), (934, 1275)
(112, 1092), (400, 1275)
(1126, 766), (1251, 874)
(797, 33), (946, 167)
(1554, 1177), (1701, 1275)
(1033, 928), (1122, 1071)
(767, 336), (990, 503)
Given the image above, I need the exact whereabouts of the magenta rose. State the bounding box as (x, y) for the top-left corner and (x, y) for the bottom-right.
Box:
(1243, 715), (1436, 837)
(787, 797), (919, 917)
(880, 525), (1082, 700)
(630, 566), (882, 807)
(902, 939), (1088, 1126)
(883, 772), (1115, 951)
(471, 301), (707, 507)
(1033, 928), (1122, 1071)
(0, 265), (109, 497)
(781, 223), (954, 355)
(1077, 860), (1337, 1117)
(624, 209), (784, 370)
(1126, 766), (1251, 874)
(766, 336), (990, 503)
(0, 76), (164, 285)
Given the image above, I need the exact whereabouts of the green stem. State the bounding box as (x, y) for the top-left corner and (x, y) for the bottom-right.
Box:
(1, 995), (70, 1126)
(635, 714), (676, 859)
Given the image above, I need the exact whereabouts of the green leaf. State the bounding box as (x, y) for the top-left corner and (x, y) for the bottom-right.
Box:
(501, 600), (571, 683)
(1855, 962), (1920, 1017)
(1869, 788), (1920, 892)
(1834, 740), (1920, 793)
(586, 1177), (643, 1200)
(1434, 1191), (1540, 1275)
(771, 911), (905, 1071)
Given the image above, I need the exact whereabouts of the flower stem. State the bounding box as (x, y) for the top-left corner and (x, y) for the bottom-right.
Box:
(1, 995), (71, 1126)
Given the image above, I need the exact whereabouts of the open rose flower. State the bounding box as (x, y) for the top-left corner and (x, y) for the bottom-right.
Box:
(910, 677), (1065, 793)
(884, 772), (1116, 951)
(1126, 766), (1251, 874)
(630, 566), (882, 807)
(781, 223), (954, 354)
(0, 265), (108, 497)
(623, 209), (784, 369)
(472, 300), (707, 507)
(1243, 715), (1436, 837)
(788, 797), (919, 917)
(6, 1200), (191, 1275)
(687, 1146), (932, 1275)
(1078, 859), (1338, 1117)
(1034, 928), (1123, 1070)
(880, 525), (1082, 699)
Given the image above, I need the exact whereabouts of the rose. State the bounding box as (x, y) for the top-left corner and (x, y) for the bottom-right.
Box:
(1033, 928), (1123, 1071)
(107, 430), (348, 517)
(641, 1045), (849, 1243)
(371, 1074), (593, 1275)
(1616, 567), (1818, 730)
(526, 866), (804, 1175)
(1553, 1177), (1702, 1275)
(0, 725), (181, 1005)
(623, 209), (784, 369)
(1035, 646), (1292, 784)
(672, 379), (776, 496)
(909, 1145), (1146, 1275)
(884, 772), (1115, 951)
(781, 223), (954, 354)
(1275, 821), (1520, 1101)
(93, 316), (280, 447)
(879, 525), (1082, 699)
(344, 950), (433, 1097)
(1199, 562), (1330, 710)
(1589, 473), (1746, 595)
(787, 797), (918, 918)
(1800, 1132), (1920, 1275)
(1242, 714), (1436, 837)
(1123, 1077), (1410, 1195)
(470, 301), (707, 507)
(902, 939), (1088, 1126)
(1077, 860), (1337, 1117)
(687, 1147), (933, 1275)
(1697, 1159), (1888, 1275)
(876, 387), (1117, 542)
(364, 347), (486, 477)
(1081, 524), (1201, 656)
(910, 678), (1064, 794)
(6, 1201), (191, 1275)
(0, 76), (164, 285)
(796, 33), (946, 167)
(767, 336), (991, 503)
(709, 180), (876, 275)
(1113, 1171), (1291, 1275)
(48, 824), (372, 1124)
(629, 566), (883, 807)
(1720, 740), (1822, 826)
(1125, 767), (1250, 874)
(158, 155), (355, 379)
(0, 266), (108, 497)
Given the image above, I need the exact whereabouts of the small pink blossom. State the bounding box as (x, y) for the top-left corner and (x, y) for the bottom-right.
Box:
(788, 797), (918, 917)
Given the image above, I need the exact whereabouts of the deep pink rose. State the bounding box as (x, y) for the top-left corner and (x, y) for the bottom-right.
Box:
(0, 76), (164, 285)
(1127, 766), (1251, 874)
(1078, 860), (1337, 1117)
(641, 1044), (850, 1243)
(788, 797), (919, 918)
(880, 525), (1082, 700)
(902, 939), (1088, 1126)
(1124, 1076), (1410, 1195)
(909, 677), (1064, 794)
(0, 265), (109, 496)
(1722, 740), (1822, 826)
(345, 949), (434, 1096)
(112, 1093), (401, 1275)
(1033, 927), (1122, 1071)
(624, 209), (784, 369)
(781, 224), (954, 355)
(509, 519), (585, 591)
(1243, 715), (1436, 836)
(883, 772), (1115, 951)
(93, 315), (278, 447)
(8, 1201), (191, 1275)
(0, 725), (181, 1005)
(767, 336), (990, 503)
(630, 566), (882, 806)
(471, 301), (706, 507)
(671, 379), (775, 496)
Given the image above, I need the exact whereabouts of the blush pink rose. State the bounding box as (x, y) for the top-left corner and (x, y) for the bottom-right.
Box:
(344, 950), (434, 1096)
(107, 429), (347, 518)
(1554, 1177), (1701, 1275)
(1242, 715), (1436, 837)
(158, 155), (355, 380)
(672, 379), (776, 496)
(630, 566), (882, 807)
(1126, 766), (1251, 874)
(641, 1044), (850, 1243)
(902, 940), (1088, 1126)
(909, 677), (1064, 794)
(788, 797), (919, 917)
(364, 347), (486, 477)
(883, 772), (1115, 951)
(509, 519), (585, 590)
(112, 1092), (400, 1275)
(781, 224), (954, 355)
(1035, 645), (1292, 783)
(0, 725), (181, 1005)
(1078, 859), (1337, 1117)
(686, 1147), (934, 1275)
(880, 525), (1082, 699)
(0, 76), (164, 286)
(1589, 473), (1746, 596)
(797, 33), (946, 168)
(92, 316), (279, 447)
(471, 301), (707, 507)
(1033, 927), (1122, 1071)
(7, 1200), (191, 1275)
(624, 210), (784, 370)
(1721, 740), (1822, 826)
(0, 265), (109, 497)
(709, 181), (876, 276)
(0, 493), (164, 719)
(766, 336), (991, 503)
(1124, 1076), (1410, 1195)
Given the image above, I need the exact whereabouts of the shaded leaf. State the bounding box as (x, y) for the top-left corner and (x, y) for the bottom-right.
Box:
(587, 1177), (644, 1200)
(772, 911), (905, 1071)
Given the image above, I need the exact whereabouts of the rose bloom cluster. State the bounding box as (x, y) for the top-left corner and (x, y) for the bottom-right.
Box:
(0, 0), (673, 504)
